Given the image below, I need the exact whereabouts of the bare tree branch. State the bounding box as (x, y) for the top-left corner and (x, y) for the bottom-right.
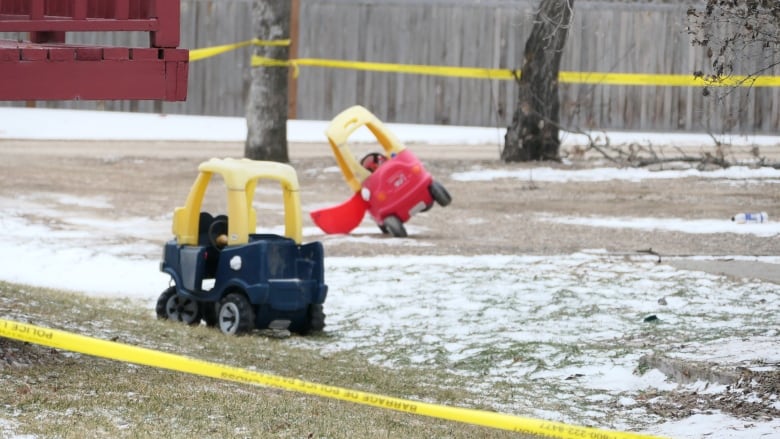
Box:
(688, 0), (780, 97)
(562, 127), (780, 170)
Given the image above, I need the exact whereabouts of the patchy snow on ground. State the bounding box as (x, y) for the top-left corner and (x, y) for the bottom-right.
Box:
(452, 165), (780, 183)
(313, 249), (780, 438)
(1, 108), (779, 439)
(1, 205), (778, 438)
(3, 106), (780, 150)
(543, 214), (780, 237)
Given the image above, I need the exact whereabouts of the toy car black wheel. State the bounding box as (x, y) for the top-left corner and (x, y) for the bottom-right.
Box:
(201, 302), (219, 327)
(429, 180), (452, 207)
(155, 286), (201, 325)
(218, 292), (255, 336)
(378, 224), (389, 234)
(305, 303), (326, 334)
(155, 287), (175, 319)
(382, 215), (407, 238)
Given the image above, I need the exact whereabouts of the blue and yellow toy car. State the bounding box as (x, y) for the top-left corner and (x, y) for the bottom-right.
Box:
(157, 158), (328, 336)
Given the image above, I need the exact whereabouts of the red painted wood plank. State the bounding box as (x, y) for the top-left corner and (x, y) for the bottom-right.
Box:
(136, 0), (152, 19)
(0, 2), (23, 15)
(0, 57), (188, 100)
(0, 1), (177, 49)
(0, 19), (158, 33)
(86, 0), (106, 18)
(162, 47), (188, 62)
(168, 58), (189, 101)
(48, 47), (77, 61)
(45, 0), (70, 17)
(20, 47), (46, 61)
(150, 0), (179, 48)
(0, 0), (187, 101)
(0, 0), (160, 20)
(31, 0), (44, 19)
(73, 0), (87, 20)
(102, 47), (130, 60)
(75, 47), (101, 61)
(0, 47), (19, 61)
(115, 0), (130, 20)
(131, 47), (158, 60)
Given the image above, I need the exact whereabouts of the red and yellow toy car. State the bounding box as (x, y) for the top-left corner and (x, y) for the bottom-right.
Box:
(311, 105), (451, 237)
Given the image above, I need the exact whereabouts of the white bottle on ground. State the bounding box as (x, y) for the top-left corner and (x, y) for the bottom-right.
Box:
(731, 212), (769, 223)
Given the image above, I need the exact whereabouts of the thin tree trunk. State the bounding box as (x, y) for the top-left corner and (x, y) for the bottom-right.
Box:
(502, 0), (574, 162)
(245, 0), (290, 162)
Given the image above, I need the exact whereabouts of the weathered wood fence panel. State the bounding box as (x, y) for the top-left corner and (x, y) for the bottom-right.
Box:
(2, 0), (778, 134)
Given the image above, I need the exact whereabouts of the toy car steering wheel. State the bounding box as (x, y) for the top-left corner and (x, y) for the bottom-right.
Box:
(208, 217), (228, 249)
(360, 152), (386, 172)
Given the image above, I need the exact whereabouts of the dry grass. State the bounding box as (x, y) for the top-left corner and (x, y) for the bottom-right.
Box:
(0, 281), (529, 439)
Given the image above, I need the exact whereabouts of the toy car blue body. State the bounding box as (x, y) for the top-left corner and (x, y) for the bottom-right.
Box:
(157, 159), (328, 335)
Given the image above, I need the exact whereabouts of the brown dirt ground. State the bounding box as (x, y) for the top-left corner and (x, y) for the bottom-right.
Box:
(0, 138), (778, 424)
(1, 139), (779, 260)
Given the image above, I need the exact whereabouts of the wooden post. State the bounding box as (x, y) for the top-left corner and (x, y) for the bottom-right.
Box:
(30, 0), (44, 19)
(287, 0), (299, 119)
(150, 0), (180, 48)
(73, 0), (87, 20)
(115, 0), (130, 20)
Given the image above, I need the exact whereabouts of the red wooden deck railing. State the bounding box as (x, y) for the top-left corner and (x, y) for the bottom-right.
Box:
(0, 0), (188, 101)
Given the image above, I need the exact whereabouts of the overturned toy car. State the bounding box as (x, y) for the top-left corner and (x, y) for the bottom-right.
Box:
(310, 105), (452, 237)
(157, 158), (328, 336)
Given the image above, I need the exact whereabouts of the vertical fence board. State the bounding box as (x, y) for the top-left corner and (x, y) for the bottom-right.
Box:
(1, 0), (778, 134)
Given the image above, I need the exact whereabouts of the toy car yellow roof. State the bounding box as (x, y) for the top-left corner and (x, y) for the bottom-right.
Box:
(198, 158), (300, 192)
(326, 105), (406, 193)
(173, 158), (303, 245)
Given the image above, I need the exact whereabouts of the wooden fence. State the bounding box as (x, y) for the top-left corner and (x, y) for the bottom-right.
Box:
(2, 0), (778, 134)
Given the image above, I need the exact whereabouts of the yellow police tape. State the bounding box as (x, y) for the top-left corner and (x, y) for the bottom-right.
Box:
(187, 39), (780, 87)
(0, 318), (667, 439)
(189, 38), (290, 62)
(250, 55), (780, 87)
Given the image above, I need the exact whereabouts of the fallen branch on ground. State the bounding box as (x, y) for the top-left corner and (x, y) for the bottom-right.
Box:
(565, 129), (780, 170)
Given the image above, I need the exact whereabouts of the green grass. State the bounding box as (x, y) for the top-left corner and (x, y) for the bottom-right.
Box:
(0, 281), (530, 438)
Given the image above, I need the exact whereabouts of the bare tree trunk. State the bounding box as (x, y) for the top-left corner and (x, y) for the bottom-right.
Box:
(245, 0), (290, 162)
(502, 0), (574, 162)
